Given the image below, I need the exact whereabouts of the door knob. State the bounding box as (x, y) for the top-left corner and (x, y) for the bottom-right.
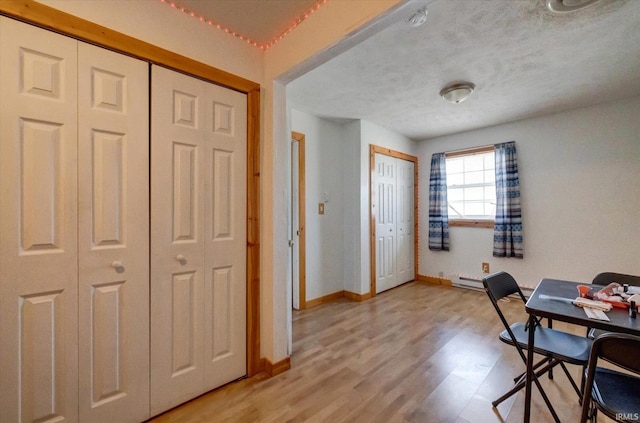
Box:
(176, 254), (187, 265)
(111, 260), (125, 273)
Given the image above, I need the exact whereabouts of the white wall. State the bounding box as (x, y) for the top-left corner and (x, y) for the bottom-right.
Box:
(290, 112), (417, 298)
(36, 0), (263, 83)
(290, 109), (345, 301)
(264, 0), (407, 362)
(417, 96), (640, 287)
(342, 120), (363, 295)
(357, 120), (418, 293)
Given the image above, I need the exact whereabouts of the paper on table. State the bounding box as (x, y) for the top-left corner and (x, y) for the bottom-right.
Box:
(583, 307), (610, 321)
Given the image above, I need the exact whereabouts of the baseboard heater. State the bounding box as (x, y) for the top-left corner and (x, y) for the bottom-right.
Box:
(451, 274), (484, 291)
(451, 273), (534, 299)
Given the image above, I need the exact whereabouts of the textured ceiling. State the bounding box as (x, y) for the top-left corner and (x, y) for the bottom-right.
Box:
(287, 0), (640, 140)
(167, 0), (640, 140)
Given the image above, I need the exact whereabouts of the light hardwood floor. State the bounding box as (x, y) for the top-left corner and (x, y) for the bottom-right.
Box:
(149, 281), (611, 423)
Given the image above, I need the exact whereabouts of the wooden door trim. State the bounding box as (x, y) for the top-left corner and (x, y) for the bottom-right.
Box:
(0, 0), (262, 377)
(291, 132), (306, 310)
(0, 1), (258, 93)
(369, 145), (419, 297)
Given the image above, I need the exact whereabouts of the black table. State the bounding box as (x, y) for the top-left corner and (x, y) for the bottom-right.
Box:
(523, 278), (640, 423)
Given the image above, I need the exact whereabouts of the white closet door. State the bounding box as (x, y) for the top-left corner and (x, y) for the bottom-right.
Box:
(203, 83), (247, 389)
(77, 43), (150, 422)
(150, 66), (207, 414)
(0, 17), (79, 422)
(373, 153), (415, 294)
(150, 65), (247, 415)
(374, 153), (397, 293)
(396, 159), (415, 284)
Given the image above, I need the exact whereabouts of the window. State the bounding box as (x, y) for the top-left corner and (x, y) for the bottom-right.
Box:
(445, 146), (495, 227)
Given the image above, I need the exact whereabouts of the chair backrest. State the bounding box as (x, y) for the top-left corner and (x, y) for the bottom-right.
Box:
(581, 332), (640, 422)
(482, 271), (528, 334)
(482, 271), (527, 303)
(591, 272), (640, 287)
(591, 332), (640, 375)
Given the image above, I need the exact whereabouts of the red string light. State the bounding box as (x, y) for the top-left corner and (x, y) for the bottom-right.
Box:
(158, 0), (329, 50)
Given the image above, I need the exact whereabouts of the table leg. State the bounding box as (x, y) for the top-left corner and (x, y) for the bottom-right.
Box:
(547, 319), (553, 380)
(524, 313), (536, 423)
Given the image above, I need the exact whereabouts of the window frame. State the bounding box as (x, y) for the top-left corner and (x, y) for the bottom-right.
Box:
(445, 145), (496, 229)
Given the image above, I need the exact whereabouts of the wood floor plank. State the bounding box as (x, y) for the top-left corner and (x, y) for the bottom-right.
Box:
(149, 282), (615, 423)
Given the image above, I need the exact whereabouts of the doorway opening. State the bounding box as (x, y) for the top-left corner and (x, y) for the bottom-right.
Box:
(291, 131), (306, 310)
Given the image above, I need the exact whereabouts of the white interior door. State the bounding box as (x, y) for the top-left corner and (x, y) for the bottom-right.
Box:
(396, 159), (415, 284)
(203, 81), (247, 389)
(374, 153), (397, 294)
(0, 17), (79, 422)
(373, 153), (415, 294)
(151, 65), (247, 415)
(291, 139), (300, 310)
(77, 42), (150, 422)
(150, 65), (206, 414)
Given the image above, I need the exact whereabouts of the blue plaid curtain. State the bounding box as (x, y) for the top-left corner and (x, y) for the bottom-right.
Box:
(493, 141), (523, 258)
(428, 152), (449, 251)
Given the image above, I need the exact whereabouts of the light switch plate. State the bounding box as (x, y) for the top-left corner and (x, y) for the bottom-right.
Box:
(318, 203), (325, 215)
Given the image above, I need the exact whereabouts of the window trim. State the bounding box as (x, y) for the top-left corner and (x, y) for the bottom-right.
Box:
(445, 145), (495, 227)
(445, 145), (494, 158)
(449, 219), (494, 228)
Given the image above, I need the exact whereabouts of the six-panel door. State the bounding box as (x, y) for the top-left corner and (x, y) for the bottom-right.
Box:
(150, 65), (247, 416)
(373, 153), (415, 294)
(150, 66), (207, 413)
(1, 17), (248, 423)
(1, 16), (150, 423)
(203, 82), (247, 391)
(77, 42), (150, 423)
(375, 153), (398, 293)
(0, 17), (80, 423)
(396, 159), (415, 284)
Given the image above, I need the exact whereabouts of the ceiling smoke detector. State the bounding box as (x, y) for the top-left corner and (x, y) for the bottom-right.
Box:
(406, 6), (428, 27)
(440, 82), (476, 104)
(546, 0), (602, 13)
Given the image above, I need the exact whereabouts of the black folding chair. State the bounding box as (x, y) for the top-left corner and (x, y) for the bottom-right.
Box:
(483, 271), (592, 422)
(580, 333), (640, 422)
(588, 272), (640, 340)
(591, 272), (640, 287)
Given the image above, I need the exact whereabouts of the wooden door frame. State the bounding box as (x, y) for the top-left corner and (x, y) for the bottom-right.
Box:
(369, 145), (419, 297)
(291, 132), (306, 310)
(0, 1), (262, 376)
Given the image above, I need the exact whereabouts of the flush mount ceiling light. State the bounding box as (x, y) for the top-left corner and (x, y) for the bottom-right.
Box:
(546, 0), (602, 13)
(439, 82), (476, 104)
(405, 6), (428, 27)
